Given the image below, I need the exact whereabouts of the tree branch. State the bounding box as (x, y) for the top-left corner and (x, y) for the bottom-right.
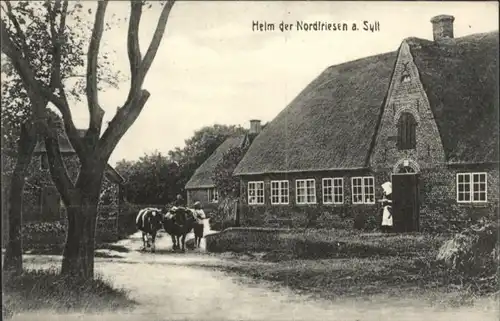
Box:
(86, 0), (108, 148)
(96, 0), (175, 162)
(47, 0), (66, 92)
(46, 1), (72, 122)
(1, 20), (45, 123)
(3, 1), (30, 58)
(139, 0), (175, 80)
(1, 19), (86, 160)
(1, 20), (75, 202)
(125, 0), (143, 103)
(58, 1), (69, 35)
(44, 1), (88, 162)
(43, 118), (76, 205)
(97, 90), (150, 161)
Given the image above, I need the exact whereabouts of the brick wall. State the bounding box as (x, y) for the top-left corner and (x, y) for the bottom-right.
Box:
(419, 166), (499, 232)
(239, 170), (384, 230)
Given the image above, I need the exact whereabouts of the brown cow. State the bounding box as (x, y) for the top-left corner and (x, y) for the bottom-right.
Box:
(162, 206), (196, 252)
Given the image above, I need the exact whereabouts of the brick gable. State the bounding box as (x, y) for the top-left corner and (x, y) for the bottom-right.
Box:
(370, 40), (446, 173)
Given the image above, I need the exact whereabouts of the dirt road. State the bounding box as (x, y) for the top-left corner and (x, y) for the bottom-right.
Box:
(10, 229), (499, 321)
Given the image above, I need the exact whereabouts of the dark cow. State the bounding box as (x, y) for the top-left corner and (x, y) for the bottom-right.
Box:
(136, 207), (164, 252)
(162, 206), (196, 252)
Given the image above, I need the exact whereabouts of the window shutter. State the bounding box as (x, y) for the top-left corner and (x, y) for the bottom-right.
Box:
(410, 117), (416, 148)
(397, 112), (416, 150)
(397, 114), (404, 149)
(404, 114), (408, 147)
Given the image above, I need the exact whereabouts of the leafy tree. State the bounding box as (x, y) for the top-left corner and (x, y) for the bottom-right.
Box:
(115, 151), (181, 204)
(210, 144), (248, 230)
(114, 124), (244, 205)
(168, 124), (246, 196)
(1, 0), (176, 280)
(213, 145), (249, 198)
(0, 1), (119, 273)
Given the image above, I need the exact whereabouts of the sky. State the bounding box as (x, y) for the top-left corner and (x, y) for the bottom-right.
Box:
(62, 1), (498, 166)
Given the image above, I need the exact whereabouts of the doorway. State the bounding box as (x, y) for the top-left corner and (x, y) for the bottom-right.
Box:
(391, 172), (420, 232)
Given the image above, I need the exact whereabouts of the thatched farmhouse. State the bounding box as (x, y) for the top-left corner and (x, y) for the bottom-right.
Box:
(22, 120), (125, 223)
(185, 120), (262, 211)
(232, 15), (499, 232)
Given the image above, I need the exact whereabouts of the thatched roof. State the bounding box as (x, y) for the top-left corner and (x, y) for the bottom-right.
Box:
(33, 129), (125, 184)
(33, 129), (87, 154)
(233, 51), (398, 175)
(406, 31), (499, 163)
(234, 31), (498, 176)
(185, 135), (247, 189)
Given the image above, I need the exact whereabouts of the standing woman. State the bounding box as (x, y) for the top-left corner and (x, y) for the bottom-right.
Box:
(380, 182), (393, 233)
(192, 201), (206, 248)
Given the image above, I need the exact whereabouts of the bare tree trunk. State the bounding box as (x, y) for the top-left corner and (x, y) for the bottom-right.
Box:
(61, 163), (104, 280)
(4, 123), (37, 274)
(60, 200), (98, 279)
(60, 162), (103, 280)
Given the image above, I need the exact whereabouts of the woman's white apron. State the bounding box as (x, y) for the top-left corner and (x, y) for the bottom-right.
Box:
(382, 205), (393, 226)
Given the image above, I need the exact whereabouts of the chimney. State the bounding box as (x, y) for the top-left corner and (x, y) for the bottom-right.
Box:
(249, 119), (261, 135)
(430, 15), (455, 41)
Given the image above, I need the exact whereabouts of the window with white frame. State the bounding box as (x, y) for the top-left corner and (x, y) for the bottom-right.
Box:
(271, 180), (289, 205)
(296, 179), (316, 204)
(248, 181), (264, 205)
(457, 173), (487, 203)
(351, 177), (375, 204)
(322, 178), (344, 204)
(208, 188), (219, 203)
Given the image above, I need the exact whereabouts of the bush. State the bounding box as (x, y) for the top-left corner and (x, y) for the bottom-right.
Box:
(2, 268), (136, 319)
(22, 221), (67, 254)
(20, 203), (141, 255)
(436, 220), (499, 277)
(114, 202), (143, 239)
(207, 197), (240, 231)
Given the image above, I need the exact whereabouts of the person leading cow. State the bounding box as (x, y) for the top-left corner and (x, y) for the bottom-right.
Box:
(192, 201), (206, 248)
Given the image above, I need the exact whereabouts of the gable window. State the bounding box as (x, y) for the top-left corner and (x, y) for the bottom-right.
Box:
(40, 154), (49, 170)
(352, 177), (375, 204)
(322, 178), (344, 204)
(208, 188), (219, 203)
(401, 74), (411, 83)
(397, 112), (417, 150)
(271, 180), (289, 205)
(457, 173), (487, 203)
(248, 181), (264, 205)
(296, 179), (316, 205)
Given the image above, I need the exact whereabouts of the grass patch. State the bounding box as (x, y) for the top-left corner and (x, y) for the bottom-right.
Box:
(206, 228), (495, 305)
(2, 268), (136, 319)
(217, 253), (494, 305)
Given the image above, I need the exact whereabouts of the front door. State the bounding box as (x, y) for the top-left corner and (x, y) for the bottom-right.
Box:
(391, 174), (420, 232)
